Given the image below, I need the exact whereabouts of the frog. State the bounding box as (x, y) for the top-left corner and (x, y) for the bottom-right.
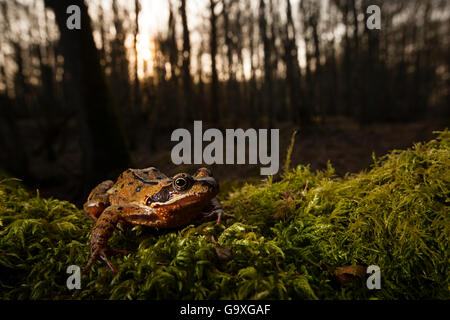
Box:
(82, 167), (233, 274)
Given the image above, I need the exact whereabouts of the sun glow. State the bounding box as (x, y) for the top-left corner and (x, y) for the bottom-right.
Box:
(135, 33), (156, 78)
(137, 35), (152, 62)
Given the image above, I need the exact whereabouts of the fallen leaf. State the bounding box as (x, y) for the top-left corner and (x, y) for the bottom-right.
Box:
(334, 265), (367, 284)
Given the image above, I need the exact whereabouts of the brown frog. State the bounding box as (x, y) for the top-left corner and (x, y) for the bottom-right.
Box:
(82, 167), (233, 274)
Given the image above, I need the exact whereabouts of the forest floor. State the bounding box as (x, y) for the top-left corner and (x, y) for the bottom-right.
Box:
(134, 117), (448, 191)
(1, 129), (448, 299)
(25, 116), (448, 206)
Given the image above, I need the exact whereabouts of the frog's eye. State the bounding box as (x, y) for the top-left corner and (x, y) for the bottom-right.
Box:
(173, 176), (191, 192)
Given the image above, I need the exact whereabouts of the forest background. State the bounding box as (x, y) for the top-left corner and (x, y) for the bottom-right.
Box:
(0, 0), (448, 204)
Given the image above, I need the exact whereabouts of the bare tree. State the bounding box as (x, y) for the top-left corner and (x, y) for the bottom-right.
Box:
(209, 0), (220, 124)
(259, 0), (274, 127)
(179, 0), (192, 122)
(44, 0), (130, 191)
(133, 0), (141, 111)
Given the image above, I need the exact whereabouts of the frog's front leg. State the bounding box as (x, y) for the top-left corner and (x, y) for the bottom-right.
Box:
(201, 198), (235, 225)
(83, 180), (114, 222)
(82, 205), (129, 274)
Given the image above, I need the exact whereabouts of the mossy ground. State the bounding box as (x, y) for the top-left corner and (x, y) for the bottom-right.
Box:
(0, 131), (448, 300)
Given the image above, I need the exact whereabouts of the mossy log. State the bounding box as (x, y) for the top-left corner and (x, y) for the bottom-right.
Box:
(0, 131), (448, 299)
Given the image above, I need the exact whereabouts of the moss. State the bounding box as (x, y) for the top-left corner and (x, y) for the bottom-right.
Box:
(0, 130), (449, 300)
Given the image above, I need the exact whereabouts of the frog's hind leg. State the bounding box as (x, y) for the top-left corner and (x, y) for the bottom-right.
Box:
(83, 180), (114, 222)
(82, 205), (127, 274)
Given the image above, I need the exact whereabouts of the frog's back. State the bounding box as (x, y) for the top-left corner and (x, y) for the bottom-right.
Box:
(107, 167), (172, 205)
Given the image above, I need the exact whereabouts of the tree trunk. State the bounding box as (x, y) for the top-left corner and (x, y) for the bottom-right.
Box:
(44, 0), (130, 191)
(179, 0), (192, 122)
(134, 0), (141, 111)
(209, 0), (220, 124)
(222, 0), (236, 125)
(259, 0), (273, 127)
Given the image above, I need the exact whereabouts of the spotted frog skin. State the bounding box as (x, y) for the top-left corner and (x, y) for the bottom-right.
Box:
(82, 167), (232, 274)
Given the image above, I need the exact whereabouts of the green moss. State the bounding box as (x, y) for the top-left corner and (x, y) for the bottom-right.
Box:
(0, 130), (449, 300)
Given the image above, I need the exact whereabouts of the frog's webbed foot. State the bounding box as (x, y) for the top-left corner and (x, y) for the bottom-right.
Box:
(82, 247), (127, 274)
(201, 198), (235, 225)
